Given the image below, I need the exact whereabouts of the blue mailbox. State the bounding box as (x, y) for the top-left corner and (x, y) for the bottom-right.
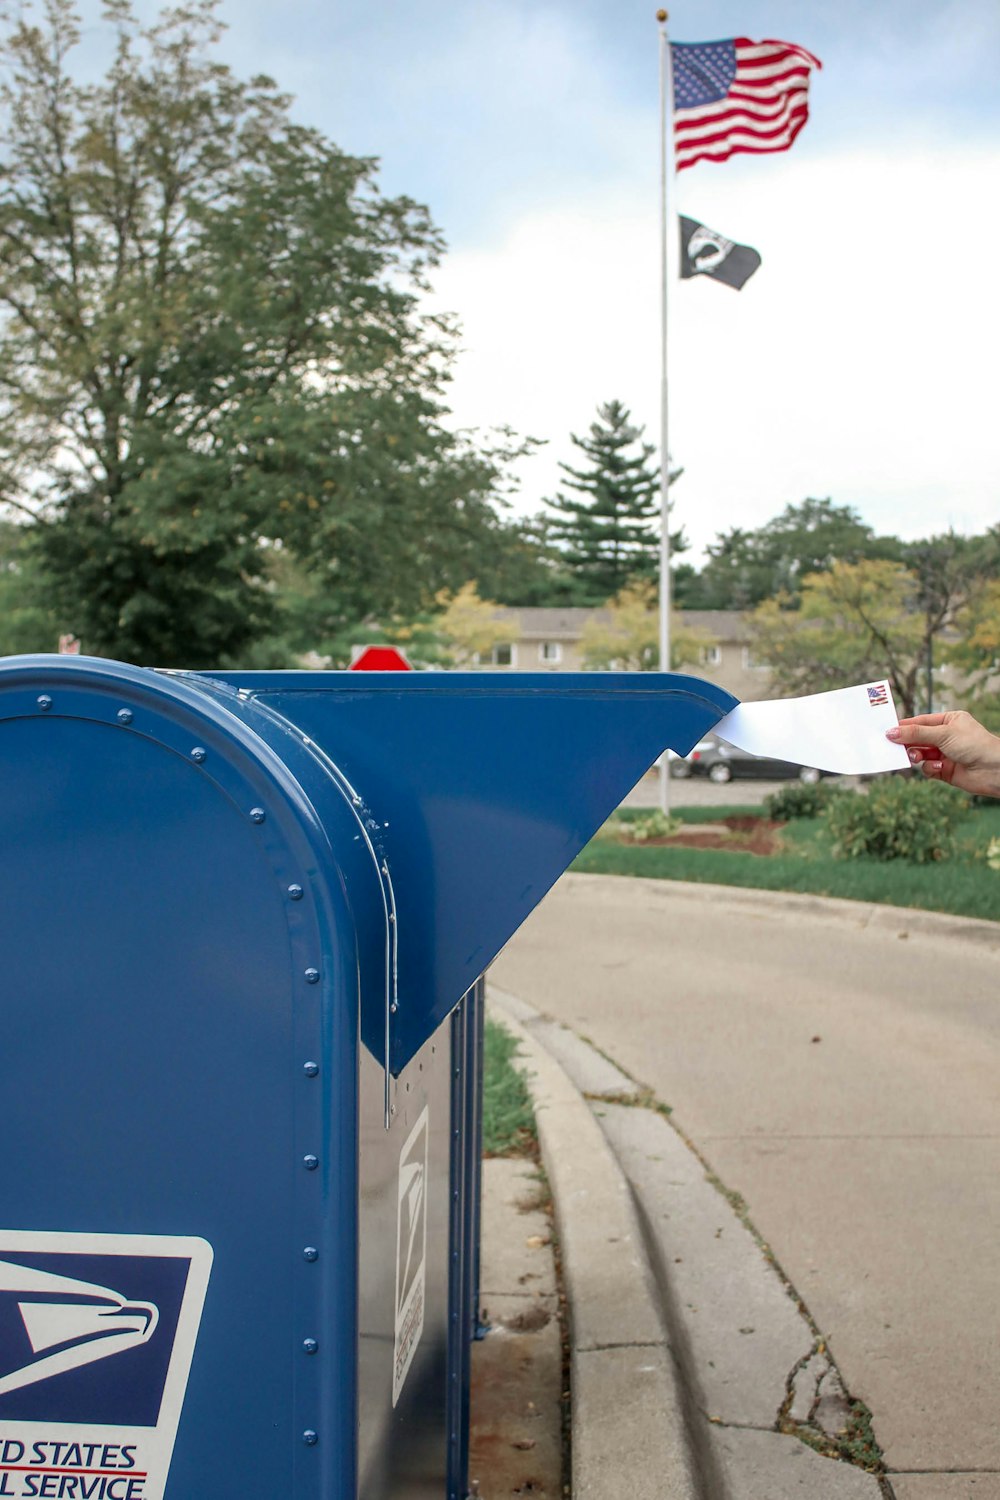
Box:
(0, 655), (735, 1500)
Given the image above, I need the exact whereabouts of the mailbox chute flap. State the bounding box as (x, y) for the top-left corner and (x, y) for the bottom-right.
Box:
(208, 670), (737, 1072)
(0, 656), (736, 1074)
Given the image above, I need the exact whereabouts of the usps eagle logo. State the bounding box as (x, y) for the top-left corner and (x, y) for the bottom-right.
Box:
(0, 1234), (211, 1434)
(0, 1233), (211, 1500)
(392, 1108), (429, 1407)
(0, 1260), (159, 1398)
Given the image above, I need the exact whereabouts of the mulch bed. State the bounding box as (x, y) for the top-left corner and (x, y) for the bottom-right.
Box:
(626, 817), (786, 857)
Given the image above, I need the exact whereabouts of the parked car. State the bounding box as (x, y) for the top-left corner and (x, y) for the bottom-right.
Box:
(670, 735), (823, 784)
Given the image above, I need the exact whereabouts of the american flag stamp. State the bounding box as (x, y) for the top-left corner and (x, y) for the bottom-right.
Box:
(867, 683), (889, 707)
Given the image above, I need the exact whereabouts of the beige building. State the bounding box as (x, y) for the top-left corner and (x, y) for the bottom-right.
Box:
(480, 608), (604, 673)
(481, 606), (774, 702)
(671, 609), (775, 703)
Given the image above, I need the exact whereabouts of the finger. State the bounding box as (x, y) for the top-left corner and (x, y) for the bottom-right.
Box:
(896, 713), (950, 728)
(887, 723), (949, 747)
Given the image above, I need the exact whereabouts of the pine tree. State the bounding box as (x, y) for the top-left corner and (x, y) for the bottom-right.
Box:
(545, 401), (677, 604)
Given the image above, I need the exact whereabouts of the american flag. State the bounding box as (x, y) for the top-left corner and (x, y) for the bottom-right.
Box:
(867, 684), (889, 708)
(671, 38), (822, 172)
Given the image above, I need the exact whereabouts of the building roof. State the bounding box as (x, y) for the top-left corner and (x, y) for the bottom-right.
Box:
(492, 606), (610, 639)
(492, 605), (750, 642)
(678, 610), (752, 641)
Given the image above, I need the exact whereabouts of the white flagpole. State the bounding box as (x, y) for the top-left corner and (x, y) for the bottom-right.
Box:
(657, 10), (674, 815)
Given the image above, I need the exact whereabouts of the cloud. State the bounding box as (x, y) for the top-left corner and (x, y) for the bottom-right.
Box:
(209, 0), (655, 240)
(63, 0), (1000, 567)
(429, 142), (1000, 560)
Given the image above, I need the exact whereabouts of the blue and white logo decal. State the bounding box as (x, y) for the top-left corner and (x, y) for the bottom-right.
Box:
(392, 1107), (428, 1408)
(0, 1232), (211, 1500)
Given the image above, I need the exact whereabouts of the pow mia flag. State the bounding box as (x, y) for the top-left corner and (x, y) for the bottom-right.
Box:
(679, 215), (761, 290)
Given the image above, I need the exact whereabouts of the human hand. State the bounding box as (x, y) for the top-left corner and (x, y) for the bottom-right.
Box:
(887, 711), (1000, 799)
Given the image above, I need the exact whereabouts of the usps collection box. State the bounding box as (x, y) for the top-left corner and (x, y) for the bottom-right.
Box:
(0, 656), (732, 1499)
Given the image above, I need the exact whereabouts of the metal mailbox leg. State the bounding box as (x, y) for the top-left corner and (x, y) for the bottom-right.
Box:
(446, 978), (487, 1500)
(468, 980), (488, 1343)
(447, 997), (468, 1500)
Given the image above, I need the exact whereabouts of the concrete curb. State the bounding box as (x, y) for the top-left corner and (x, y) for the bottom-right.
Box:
(487, 993), (701, 1500)
(559, 870), (1000, 952)
(489, 985), (888, 1500)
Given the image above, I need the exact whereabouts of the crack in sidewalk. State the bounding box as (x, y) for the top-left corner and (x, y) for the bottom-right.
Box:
(585, 1061), (890, 1485)
(577, 1338), (664, 1354)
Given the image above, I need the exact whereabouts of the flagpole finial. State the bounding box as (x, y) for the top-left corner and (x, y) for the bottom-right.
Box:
(656, 9), (668, 20)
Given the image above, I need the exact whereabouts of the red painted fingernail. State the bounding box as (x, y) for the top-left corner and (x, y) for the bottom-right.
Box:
(886, 727), (901, 741)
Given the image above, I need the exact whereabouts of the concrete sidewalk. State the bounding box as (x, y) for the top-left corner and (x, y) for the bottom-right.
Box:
(469, 1156), (564, 1499)
(488, 987), (889, 1500)
(492, 873), (1000, 1498)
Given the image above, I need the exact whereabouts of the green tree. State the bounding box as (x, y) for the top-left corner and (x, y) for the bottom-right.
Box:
(0, 521), (56, 654)
(579, 579), (713, 671)
(0, 0), (515, 665)
(748, 557), (970, 717)
(689, 499), (902, 610)
(748, 560), (921, 711)
(900, 530), (1000, 712)
(749, 534), (1000, 717)
(467, 512), (574, 607)
(270, 581), (515, 672)
(943, 536), (1000, 731)
(429, 581), (511, 666)
(544, 401), (681, 604)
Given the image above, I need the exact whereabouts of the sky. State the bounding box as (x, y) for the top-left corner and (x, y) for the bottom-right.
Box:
(72, 0), (1000, 562)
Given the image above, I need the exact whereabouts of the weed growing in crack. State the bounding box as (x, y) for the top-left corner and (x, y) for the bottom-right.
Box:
(583, 1086), (673, 1117)
(779, 1399), (885, 1475)
(837, 1401), (884, 1471)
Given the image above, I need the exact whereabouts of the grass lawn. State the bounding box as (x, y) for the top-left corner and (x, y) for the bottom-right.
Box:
(482, 1018), (537, 1156)
(572, 799), (1000, 922)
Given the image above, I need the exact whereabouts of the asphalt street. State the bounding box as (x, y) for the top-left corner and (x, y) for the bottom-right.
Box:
(491, 873), (1000, 1491)
(623, 769), (841, 808)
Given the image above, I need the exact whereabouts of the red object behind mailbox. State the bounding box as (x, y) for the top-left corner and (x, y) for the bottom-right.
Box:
(350, 645), (413, 672)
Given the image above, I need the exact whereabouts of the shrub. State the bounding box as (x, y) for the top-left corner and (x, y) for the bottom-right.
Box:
(623, 810), (683, 843)
(764, 780), (836, 821)
(825, 776), (964, 863)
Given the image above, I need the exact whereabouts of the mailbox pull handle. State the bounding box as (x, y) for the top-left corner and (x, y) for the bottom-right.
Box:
(295, 736), (401, 1129)
(381, 858), (399, 1129)
(311, 766), (399, 1128)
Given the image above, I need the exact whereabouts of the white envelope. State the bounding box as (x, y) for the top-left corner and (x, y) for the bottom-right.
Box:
(713, 680), (912, 777)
